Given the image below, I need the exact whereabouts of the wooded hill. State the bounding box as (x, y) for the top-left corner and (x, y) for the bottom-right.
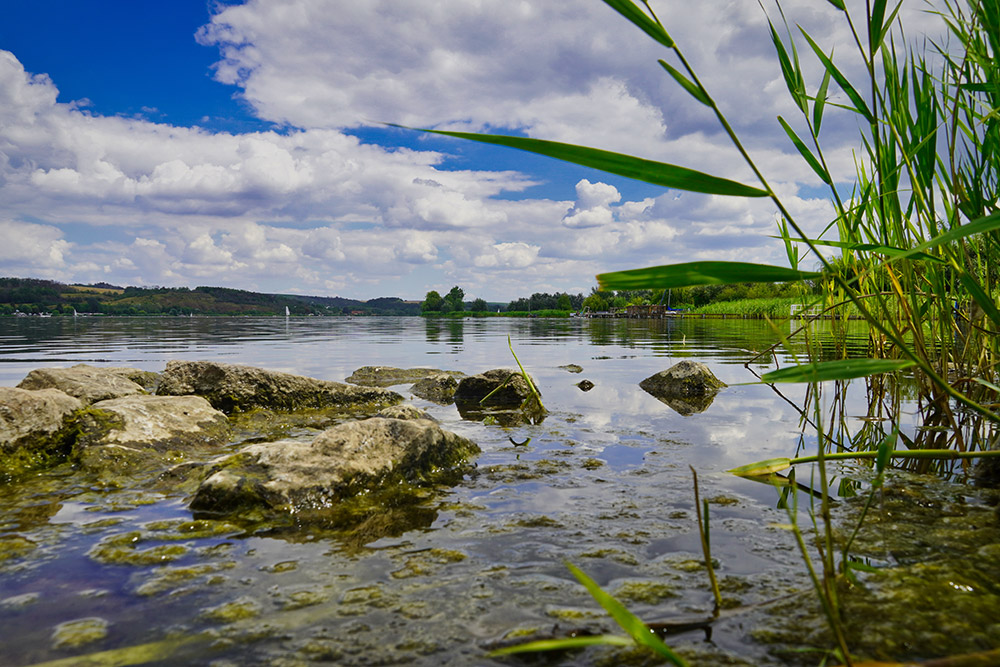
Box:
(0, 278), (421, 316)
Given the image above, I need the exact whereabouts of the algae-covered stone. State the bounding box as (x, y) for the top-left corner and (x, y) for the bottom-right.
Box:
(51, 617), (110, 649)
(0, 386), (83, 479)
(454, 368), (539, 406)
(410, 374), (459, 405)
(640, 360), (726, 416)
(73, 395), (231, 479)
(157, 360), (402, 413)
(190, 417), (480, 517)
(18, 364), (147, 405)
(345, 366), (463, 388)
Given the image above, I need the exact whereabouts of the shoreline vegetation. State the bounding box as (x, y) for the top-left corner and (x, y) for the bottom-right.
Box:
(2, 276), (819, 319)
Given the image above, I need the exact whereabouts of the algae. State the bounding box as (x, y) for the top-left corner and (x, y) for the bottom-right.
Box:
(51, 617), (110, 649)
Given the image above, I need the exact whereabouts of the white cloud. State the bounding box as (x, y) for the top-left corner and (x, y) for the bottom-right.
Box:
(0, 1), (952, 299)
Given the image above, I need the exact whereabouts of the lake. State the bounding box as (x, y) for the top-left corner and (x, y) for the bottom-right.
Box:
(1, 316), (997, 666)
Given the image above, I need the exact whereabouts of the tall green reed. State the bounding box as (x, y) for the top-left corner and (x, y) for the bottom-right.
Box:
(415, 0), (1000, 661)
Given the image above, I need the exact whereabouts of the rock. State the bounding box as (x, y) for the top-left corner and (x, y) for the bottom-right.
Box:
(639, 361), (726, 416)
(576, 379), (595, 391)
(73, 395), (230, 478)
(76, 395), (230, 453)
(0, 387), (83, 479)
(376, 404), (434, 421)
(17, 364), (147, 405)
(559, 364), (584, 374)
(190, 417), (480, 518)
(157, 360), (402, 413)
(410, 373), (459, 404)
(345, 366), (463, 388)
(454, 369), (539, 407)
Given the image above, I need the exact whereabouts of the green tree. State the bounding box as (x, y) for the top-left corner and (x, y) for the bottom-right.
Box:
(557, 293), (572, 310)
(421, 290), (443, 312)
(470, 297), (488, 312)
(445, 286), (465, 311)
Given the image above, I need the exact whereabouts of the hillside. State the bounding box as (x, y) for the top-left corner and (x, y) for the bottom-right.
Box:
(0, 277), (421, 316)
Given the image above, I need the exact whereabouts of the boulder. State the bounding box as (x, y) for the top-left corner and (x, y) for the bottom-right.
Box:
(0, 387), (83, 478)
(74, 395), (231, 477)
(639, 361), (726, 416)
(454, 368), (539, 407)
(410, 373), (459, 404)
(345, 366), (463, 388)
(190, 417), (480, 518)
(157, 361), (402, 413)
(576, 379), (595, 392)
(17, 364), (147, 405)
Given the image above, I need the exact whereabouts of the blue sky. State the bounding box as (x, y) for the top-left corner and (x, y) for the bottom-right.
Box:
(0, 1), (940, 301)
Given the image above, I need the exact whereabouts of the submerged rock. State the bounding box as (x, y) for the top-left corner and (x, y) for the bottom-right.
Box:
(576, 379), (595, 392)
(410, 373), (459, 405)
(454, 369), (545, 425)
(0, 387), (83, 479)
(157, 360), (402, 413)
(640, 361), (726, 416)
(345, 366), (463, 388)
(454, 369), (539, 406)
(18, 364), (148, 405)
(190, 417), (480, 518)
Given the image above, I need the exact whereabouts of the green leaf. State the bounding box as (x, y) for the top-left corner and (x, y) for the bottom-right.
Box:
(728, 457), (793, 477)
(768, 19), (807, 114)
(489, 634), (634, 656)
(825, 0), (846, 9)
(659, 60), (712, 106)
(597, 261), (822, 290)
(813, 66), (832, 133)
(907, 210), (1000, 257)
(601, 0), (674, 49)
(801, 29), (874, 123)
(394, 126), (769, 198)
(778, 116), (831, 184)
(760, 359), (916, 384)
(566, 562), (688, 665)
(782, 237), (945, 263)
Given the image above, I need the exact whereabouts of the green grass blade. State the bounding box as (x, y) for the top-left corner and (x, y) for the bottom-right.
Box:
(782, 237), (945, 263)
(813, 66), (832, 133)
(728, 457), (793, 477)
(659, 60), (712, 106)
(393, 126), (768, 198)
(488, 634), (634, 656)
(800, 29), (875, 123)
(597, 261), (822, 290)
(907, 210), (1000, 257)
(778, 116), (831, 184)
(870, 0), (889, 54)
(768, 19), (807, 113)
(760, 359), (916, 384)
(601, 0), (674, 49)
(824, 0), (846, 10)
(566, 562), (689, 665)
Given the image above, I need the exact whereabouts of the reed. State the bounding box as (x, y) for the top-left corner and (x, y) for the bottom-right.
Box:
(418, 0), (1000, 662)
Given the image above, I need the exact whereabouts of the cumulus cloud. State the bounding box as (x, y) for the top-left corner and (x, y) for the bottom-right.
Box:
(0, 0), (947, 299)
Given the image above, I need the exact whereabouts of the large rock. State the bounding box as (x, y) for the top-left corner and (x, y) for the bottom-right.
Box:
(454, 368), (539, 406)
(0, 387), (83, 479)
(190, 417), (479, 517)
(639, 361), (726, 416)
(17, 364), (147, 405)
(410, 373), (459, 404)
(74, 395), (231, 477)
(345, 366), (463, 388)
(157, 361), (402, 413)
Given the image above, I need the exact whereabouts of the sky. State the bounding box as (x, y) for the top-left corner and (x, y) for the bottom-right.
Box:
(0, 0), (944, 301)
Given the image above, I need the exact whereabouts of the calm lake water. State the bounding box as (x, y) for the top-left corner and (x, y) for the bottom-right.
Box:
(0, 316), (995, 666)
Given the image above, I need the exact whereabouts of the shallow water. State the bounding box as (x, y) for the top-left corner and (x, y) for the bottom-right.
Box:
(0, 316), (995, 666)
